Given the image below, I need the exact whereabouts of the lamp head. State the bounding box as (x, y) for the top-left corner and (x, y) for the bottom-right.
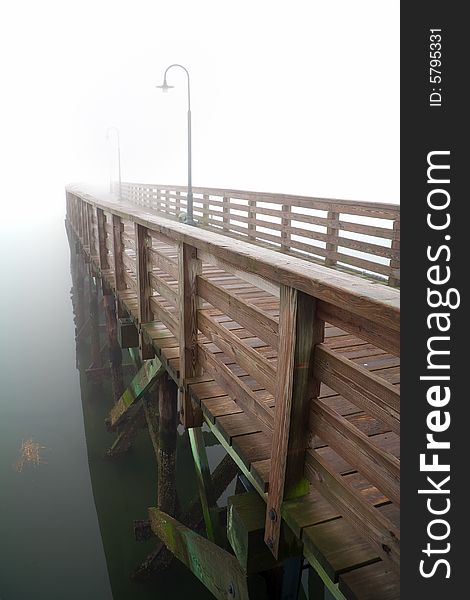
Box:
(156, 78), (174, 93)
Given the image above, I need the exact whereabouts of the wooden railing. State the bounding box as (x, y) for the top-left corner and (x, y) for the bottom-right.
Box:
(120, 181), (401, 287)
(66, 185), (400, 574)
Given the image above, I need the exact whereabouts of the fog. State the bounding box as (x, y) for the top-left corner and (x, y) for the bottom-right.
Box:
(1, 0), (399, 225)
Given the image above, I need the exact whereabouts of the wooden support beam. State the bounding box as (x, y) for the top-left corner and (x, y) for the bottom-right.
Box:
(103, 293), (124, 400)
(178, 242), (203, 427)
(148, 508), (250, 600)
(112, 214), (126, 292)
(265, 286), (324, 558)
(89, 273), (102, 370)
(106, 404), (146, 457)
(157, 373), (178, 515)
(108, 356), (165, 429)
(133, 452), (239, 580)
(135, 223), (154, 360)
(117, 317), (139, 349)
(96, 208), (109, 270)
(87, 203), (97, 257)
(189, 427), (221, 544)
(228, 492), (301, 575)
(81, 201), (90, 247)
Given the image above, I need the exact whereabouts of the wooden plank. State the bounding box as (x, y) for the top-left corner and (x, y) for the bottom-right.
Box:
(305, 450), (400, 571)
(148, 247), (179, 279)
(135, 223), (154, 359)
(197, 343), (274, 432)
(197, 276), (279, 348)
(108, 357), (165, 428)
(198, 311), (276, 395)
(302, 518), (380, 583)
(198, 249), (279, 297)
(314, 344), (400, 434)
(149, 271), (178, 306)
(148, 508), (250, 600)
(122, 252), (136, 273)
(317, 302), (399, 357)
(179, 242), (203, 427)
(339, 561), (399, 600)
(149, 297), (179, 337)
(265, 287), (324, 557)
(310, 400), (400, 505)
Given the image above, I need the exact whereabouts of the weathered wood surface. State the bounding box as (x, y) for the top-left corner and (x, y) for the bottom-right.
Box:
(189, 427), (222, 543)
(67, 185), (399, 333)
(179, 242), (202, 426)
(264, 288), (323, 557)
(67, 187), (400, 600)
(108, 357), (165, 428)
(149, 508), (250, 600)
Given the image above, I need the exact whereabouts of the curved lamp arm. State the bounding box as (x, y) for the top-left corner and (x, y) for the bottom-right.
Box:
(157, 63), (191, 109)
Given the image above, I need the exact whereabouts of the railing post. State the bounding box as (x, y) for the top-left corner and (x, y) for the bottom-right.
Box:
(281, 203), (291, 252)
(222, 196), (230, 232)
(248, 199), (256, 240)
(112, 215), (126, 292)
(156, 187), (162, 213)
(388, 215), (400, 287)
(325, 210), (339, 267)
(176, 190), (181, 217)
(166, 189), (170, 214)
(202, 194), (209, 226)
(178, 241), (203, 427)
(96, 208), (109, 270)
(135, 223), (154, 360)
(264, 285), (324, 557)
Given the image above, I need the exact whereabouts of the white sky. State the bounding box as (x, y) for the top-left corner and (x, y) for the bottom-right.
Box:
(0, 1), (399, 222)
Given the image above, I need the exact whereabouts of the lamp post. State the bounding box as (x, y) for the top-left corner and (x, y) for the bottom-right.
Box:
(156, 64), (194, 225)
(106, 126), (122, 200)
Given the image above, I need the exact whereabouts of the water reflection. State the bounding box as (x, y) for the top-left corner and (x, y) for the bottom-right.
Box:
(68, 226), (221, 599)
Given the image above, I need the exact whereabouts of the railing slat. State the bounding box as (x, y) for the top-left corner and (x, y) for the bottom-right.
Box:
(198, 310), (276, 395)
(305, 450), (400, 571)
(197, 276), (279, 349)
(314, 344), (400, 434)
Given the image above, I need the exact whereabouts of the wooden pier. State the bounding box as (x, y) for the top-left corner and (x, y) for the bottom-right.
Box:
(66, 183), (400, 600)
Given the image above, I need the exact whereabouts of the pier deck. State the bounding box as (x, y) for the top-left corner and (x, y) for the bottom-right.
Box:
(66, 184), (400, 600)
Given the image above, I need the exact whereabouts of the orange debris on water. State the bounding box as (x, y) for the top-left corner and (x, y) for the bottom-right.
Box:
(15, 438), (46, 472)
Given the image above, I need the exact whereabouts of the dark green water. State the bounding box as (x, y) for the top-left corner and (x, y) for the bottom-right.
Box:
(0, 212), (214, 599)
